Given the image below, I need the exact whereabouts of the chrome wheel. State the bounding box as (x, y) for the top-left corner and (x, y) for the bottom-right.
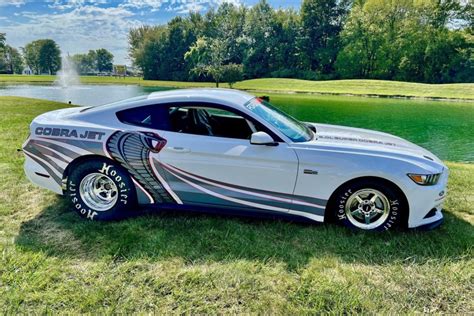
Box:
(345, 189), (390, 230)
(79, 173), (118, 212)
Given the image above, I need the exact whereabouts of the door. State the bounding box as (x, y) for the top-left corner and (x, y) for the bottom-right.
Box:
(153, 104), (299, 214)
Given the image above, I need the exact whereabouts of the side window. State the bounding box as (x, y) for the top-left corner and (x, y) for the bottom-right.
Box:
(116, 105), (170, 130)
(168, 105), (261, 140)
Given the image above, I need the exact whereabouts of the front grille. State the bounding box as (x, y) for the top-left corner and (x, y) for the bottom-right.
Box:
(425, 173), (441, 185)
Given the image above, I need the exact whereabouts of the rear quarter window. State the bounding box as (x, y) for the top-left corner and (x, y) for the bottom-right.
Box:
(116, 105), (170, 130)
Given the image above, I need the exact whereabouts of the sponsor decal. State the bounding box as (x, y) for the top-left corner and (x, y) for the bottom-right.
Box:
(35, 127), (105, 141)
(318, 134), (397, 147)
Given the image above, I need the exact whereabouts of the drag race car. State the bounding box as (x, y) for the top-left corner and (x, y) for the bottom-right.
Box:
(23, 89), (447, 231)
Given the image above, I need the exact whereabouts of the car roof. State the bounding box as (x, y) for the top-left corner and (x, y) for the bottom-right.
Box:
(75, 88), (258, 118)
(146, 88), (256, 108)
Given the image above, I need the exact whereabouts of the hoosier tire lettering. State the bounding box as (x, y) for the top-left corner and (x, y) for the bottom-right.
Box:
(66, 159), (137, 221)
(333, 180), (404, 232)
(69, 180), (98, 220)
(98, 162), (129, 205)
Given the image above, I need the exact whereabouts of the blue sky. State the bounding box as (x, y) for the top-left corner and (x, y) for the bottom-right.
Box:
(0, 0), (301, 65)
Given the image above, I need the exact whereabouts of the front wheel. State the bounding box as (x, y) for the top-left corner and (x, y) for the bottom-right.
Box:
(66, 160), (136, 221)
(333, 180), (405, 231)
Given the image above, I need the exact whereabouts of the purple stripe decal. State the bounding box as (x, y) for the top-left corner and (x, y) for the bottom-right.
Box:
(24, 150), (62, 185)
(159, 162), (326, 209)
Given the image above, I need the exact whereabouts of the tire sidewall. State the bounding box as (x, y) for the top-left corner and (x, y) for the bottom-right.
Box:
(334, 181), (403, 232)
(67, 160), (136, 221)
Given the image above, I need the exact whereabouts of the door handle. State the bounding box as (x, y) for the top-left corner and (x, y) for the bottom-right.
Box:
(168, 146), (191, 153)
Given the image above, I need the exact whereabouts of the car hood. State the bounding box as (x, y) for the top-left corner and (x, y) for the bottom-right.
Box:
(296, 123), (444, 168)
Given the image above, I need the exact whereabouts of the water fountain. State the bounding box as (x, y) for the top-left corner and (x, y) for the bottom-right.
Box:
(55, 55), (80, 87)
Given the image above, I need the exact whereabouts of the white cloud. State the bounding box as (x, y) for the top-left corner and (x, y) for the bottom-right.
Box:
(47, 0), (107, 10)
(1, 5), (141, 64)
(122, 0), (241, 13)
(0, 0), (26, 7)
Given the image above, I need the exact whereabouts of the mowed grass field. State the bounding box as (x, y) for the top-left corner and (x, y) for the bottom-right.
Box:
(0, 96), (473, 313)
(1, 74), (473, 100)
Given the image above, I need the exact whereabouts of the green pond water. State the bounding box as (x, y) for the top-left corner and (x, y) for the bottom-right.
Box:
(0, 84), (472, 162)
(269, 94), (473, 163)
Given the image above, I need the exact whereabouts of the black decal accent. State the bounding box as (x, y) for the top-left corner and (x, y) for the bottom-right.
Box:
(35, 172), (50, 178)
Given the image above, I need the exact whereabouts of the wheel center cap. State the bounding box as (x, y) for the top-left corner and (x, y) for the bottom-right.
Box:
(362, 204), (372, 212)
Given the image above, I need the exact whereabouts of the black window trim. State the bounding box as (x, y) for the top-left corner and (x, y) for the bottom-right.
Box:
(117, 101), (284, 143)
(164, 102), (284, 142)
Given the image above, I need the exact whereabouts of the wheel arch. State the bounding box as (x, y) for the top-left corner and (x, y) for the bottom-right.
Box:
(325, 176), (410, 227)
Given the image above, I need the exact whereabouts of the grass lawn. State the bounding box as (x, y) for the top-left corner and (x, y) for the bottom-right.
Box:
(1, 74), (473, 100)
(0, 97), (473, 313)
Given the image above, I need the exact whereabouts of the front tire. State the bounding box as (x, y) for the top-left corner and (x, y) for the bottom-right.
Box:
(333, 179), (405, 231)
(66, 160), (136, 221)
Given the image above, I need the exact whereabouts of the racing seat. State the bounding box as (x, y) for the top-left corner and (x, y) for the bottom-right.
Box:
(185, 108), (214, 136)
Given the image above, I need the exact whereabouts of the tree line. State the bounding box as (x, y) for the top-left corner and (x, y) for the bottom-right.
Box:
(0, 33), (23, 74)
(129, 0), (473, 85)
(70, 49), (114, 74)
(0, 34), (114, 75)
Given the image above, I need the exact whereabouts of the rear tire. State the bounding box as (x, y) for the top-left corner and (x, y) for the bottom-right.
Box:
(333, 179), (405, 231)
(66, 160), (136, 221)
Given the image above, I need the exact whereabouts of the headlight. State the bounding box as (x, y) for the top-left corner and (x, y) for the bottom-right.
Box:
(407, 173), (441, 186)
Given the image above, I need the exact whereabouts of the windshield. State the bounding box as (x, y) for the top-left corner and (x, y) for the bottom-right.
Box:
(244, 98), (313, 142)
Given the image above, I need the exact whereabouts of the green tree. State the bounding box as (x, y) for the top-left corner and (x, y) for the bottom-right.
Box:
(128, 25), (158, 57)
(222, 63), (243, 88)
(129, 19), (198, 80)
(298, 0), (348, 75)
(23, 41), (41, 74)
(96, 48), (114, 72)
(2, 45), (23, 74)
(0, 33), (5, 49)
(185, 36), (227, 87)
(209, 3), (247, 64)
(132, 26), (170, 80)
(71, 50), (97, 74)
(38, 39), (61, 74)
(24, 39), (61, 75)
(127, 0), (471, 83)
(242, 0), (276, 78)
(269, 9), (300, 77)
(166, 17), (198, 80)
(336, 0), (472, 83)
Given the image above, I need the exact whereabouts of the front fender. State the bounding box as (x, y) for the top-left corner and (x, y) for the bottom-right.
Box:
(292, 147), (446, 226)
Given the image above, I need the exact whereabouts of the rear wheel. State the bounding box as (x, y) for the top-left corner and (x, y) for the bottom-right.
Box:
(333, 179), (405, 231)
(66, 160), (136, 221)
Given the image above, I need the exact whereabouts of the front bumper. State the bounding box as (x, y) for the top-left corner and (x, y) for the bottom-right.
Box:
(414, 214), (444, 230)
(407, 168), (448, 229)
(24, 154), (63, 194)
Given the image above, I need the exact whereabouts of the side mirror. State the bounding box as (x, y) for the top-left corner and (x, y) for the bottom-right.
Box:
(250, 131), (278, 146)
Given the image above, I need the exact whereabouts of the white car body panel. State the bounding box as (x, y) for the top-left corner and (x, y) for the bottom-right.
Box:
(23, 88), (448, 229)
(158, 132), (299, 204)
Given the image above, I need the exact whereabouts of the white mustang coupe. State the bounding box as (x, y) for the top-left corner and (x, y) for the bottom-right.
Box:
(23, 89), (448, 231)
